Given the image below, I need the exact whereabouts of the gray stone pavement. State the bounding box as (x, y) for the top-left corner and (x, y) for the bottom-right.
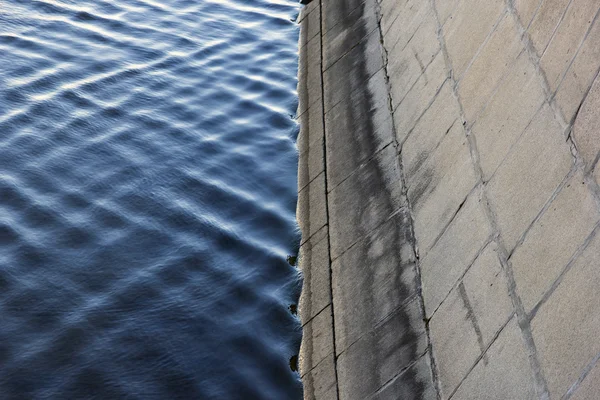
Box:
(297, 0), (600, 398)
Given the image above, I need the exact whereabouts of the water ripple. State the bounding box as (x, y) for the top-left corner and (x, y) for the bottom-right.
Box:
(0, 0), (302, 398)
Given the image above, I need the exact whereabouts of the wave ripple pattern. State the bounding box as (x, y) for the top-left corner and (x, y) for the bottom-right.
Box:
(0, 0), (302, 398)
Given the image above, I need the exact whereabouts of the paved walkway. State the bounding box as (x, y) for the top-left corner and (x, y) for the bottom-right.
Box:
(297, 0), (600, 399)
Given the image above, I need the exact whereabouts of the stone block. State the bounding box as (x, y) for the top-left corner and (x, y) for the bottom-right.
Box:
(298, 138), (324, 191)
(323, 0), (378, 71)
(298, 44), (322, 117)
(299, 305), (335, 377)
(532, 230), (600, 398)
(302, 352), (338, 400)
(435, 0), (462, 27)
(381, 0), (430, 44)
(471, 52), (545, 180)
(408, 121), (478, 254)
(322, 0), (364, 36)
(487, 104), (572, 252)
(571, 360), (600, 400)
(458, 13), (523, 122)
(451, 318), (537, 400)
(298, 0), (319, 23)
(332, 209), (419, 354)
(420, 190), (493, 316)
(392, 52), (448, 144)
(554, 17), (600, 123)
(514, 0), (541, 27)
(297, 99), (324, 154)
(298, 172), (328, 245)
(511, 171), (599, 312)
(369, 353), (437, 400)
(540, 1), (600, 91)
(323, 29), (383, 113)
(386, 14), (440, 107)
(299, 5), (321, 50)
(462, 242), (514, 344)
(299, 228), (331, 323)
(573, 74), (600, 170)
(328, 145), (404, 259)
(528, 0), (571, 55)
(336, 299), (428, 400)
(402, 83), (460, 176)
(442, 0), (505, 78)
(325, 69), (394, 189)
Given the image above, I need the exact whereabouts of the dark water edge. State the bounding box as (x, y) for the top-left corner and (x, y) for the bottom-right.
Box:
(0, 0), (303, 398)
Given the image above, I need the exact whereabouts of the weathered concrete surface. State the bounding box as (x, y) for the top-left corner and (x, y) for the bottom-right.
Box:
(297, 0), (600, 398)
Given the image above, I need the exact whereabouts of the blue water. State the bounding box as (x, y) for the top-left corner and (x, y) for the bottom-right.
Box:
(0, 0), (303, 398)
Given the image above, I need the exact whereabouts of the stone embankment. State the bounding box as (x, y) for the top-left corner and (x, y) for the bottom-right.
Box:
(296, 0), (600, 399)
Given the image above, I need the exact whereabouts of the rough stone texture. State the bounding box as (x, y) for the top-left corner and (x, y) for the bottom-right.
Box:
(451, 318), (537, 400)
(299, 227), (331, 323)
(297, 35), (323, 117)
(571, 360), (600, 400)
(328, 145), (404, 259)
(298, 135), (324, 191)
(539, 1), (600, 92)
(298, 171), (327, 245)
(299, 305), (335, 377)
(441, 0), (505, 78)
(430, 242), (513, 398)
(511, 171), (599, 312)
(392, 51), (448, 143)
(514, 0), (542, 27)
(532, 231), (600, 398)
(336, 299), (428, 400)
(325, 68), (394, 189)
(299, 5), (321, 50)
(420, 190), (493, 316)
(471, 52), (545, 180)
(573, 74), (600, 170)
(297, 97), (324, 155)
(332, 209), (418, 354)
(408, 121), (478, 254)
(369, 354), (438, 400)
(527, 0), (571, 55)
(301, 353), (338, 400)
(486, 104), (573, 252)
(457, 12), (523, 122)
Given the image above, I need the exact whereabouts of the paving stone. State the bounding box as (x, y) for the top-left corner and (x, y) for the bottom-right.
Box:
(554, 17), (600, 123)
(528, 0), (571, 55)
(392, 52), (448, 144)
(429, 281), (483, 398)
(573, 74), (600, 170)
(302, 352), (338, 400)
(571, 360), (600, 400)
(471, 52), (545, 180)
(369, 353), (437, 400)
(458, 13), (523, 122)
(386, 14), (441, 107)
(442, 0), (505, 78)
(298, 138), (324, 191)
(299, 33), (322, 77)
(540, 1), (600, 92)
(322, 0), (365, 36)
(328, 145), (405, 259)
(299, 228), (331, 323)
(323, 0), (378, 70)
(300, 305), (335, 377)
(514, 0), (542, 27)
(435, 0), (462, 27)
(297, 99), (324, 154)
(402, 83), (460, 176)
(462, 242), (514, 344)
(325, 69), (394, 189)
(430, 242), (512, 398)
(299, 5), (321, 50)
(451, 318), (537, 400)
(298, 0), (319, 23)
(298, 47), (322, 117)
(408, 122), (478, 254)
(381, 0), (430, 43)
(323, 29), (383, 113)
(420, 190), (493, 316)
(532, 230), (600, 399)
(511, 171), (599, 312)
(298, 172), (327, 245)
(336, 299), (427, 400)
(487, 104), (572, 252)
(332, 210), (418, 354)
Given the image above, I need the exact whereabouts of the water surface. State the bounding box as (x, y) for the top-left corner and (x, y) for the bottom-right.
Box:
(0, 0), (302, 398)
